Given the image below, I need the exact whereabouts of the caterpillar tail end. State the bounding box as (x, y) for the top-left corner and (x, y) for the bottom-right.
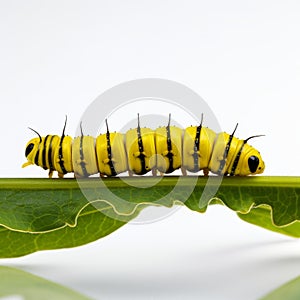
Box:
(22, 161), (33, 168)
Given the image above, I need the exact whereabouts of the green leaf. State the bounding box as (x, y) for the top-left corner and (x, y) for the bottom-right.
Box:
(0, 176), (299, 258)
(0, 266), (90, 299)
(260, 275), (300, 300)
(238, 206), (300, 238)
(0, 203), (126, 258)
(184, 176), (300, 237)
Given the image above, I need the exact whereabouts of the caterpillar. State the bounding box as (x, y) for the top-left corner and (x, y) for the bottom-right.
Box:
(22, 114), (265, 178)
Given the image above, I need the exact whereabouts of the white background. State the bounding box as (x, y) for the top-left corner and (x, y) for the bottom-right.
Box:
(0, 1), (300, 299)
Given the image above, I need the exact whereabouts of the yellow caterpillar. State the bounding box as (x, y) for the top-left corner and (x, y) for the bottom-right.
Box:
(22, 115), (265, 178)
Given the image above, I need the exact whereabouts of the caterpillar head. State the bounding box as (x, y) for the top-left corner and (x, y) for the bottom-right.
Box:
(246, 152), (265, 175)
(22, 128), (42, 168)
(238, 146), (265, 176)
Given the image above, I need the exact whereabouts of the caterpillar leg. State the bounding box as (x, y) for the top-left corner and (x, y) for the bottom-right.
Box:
(58, 172), (64, 178)
(152, 168), (157, 176)
(203, 167), (209, 176)
(74, 172), (86, 178)
(74, 174), (86, 178)
(48, 170), (54, 178)
(128, 170), (134, 176)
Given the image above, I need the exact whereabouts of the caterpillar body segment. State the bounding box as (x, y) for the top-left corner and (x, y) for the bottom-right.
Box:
(182, 126), (216, 174)
(209, 131), (239, 175)
(96, 132), (127, 176)
(155, 125), (183, 174)
(72, 135), (98, 178)
(53, 135), (73, 178)
(126, 127), (156, 176)
(23, 115), (265, 178)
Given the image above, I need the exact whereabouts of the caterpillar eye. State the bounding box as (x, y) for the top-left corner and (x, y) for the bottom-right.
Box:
(25, 143), (34, 157)
(248, 155), (260, 173)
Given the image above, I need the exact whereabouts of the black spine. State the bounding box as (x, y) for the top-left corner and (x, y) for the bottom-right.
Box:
(79, 134), (89, 177)
(105, 120), (117, 176)
(192, 124), (202, 172)
(136, 115), (147, 174)
(165, 115), (174, 173)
